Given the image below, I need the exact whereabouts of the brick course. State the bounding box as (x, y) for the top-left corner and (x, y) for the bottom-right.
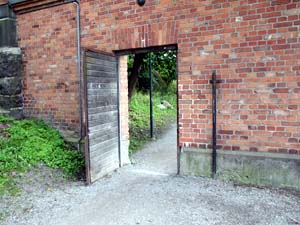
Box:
(14, 0), (300, 153)
(17, 4), (79, 135)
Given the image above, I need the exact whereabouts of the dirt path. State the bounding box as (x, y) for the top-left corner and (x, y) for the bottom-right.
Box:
(130, 123), (177, 175)
(2, 124), (300, 225)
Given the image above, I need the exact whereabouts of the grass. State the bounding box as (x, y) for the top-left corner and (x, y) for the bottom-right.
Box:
(129, 86), (177, 155)
(0, 116), (85, 196)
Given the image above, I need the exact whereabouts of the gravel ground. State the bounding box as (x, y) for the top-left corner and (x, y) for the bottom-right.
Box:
(1, 124), (300, 225)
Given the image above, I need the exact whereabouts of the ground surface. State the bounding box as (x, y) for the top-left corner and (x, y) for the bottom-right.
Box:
(1, 124), (300, 225)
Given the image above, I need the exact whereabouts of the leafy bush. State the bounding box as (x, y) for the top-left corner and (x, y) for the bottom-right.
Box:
(0, 117), (84, 195)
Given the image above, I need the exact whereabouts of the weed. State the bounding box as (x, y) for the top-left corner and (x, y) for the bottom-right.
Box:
(0, 116), (84, 196)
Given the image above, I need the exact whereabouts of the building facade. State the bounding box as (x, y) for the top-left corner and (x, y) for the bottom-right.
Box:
(0, 0), (299, 188)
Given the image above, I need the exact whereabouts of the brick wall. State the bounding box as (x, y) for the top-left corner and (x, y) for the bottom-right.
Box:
(16, 0), (300, 153)
(79, 0), (300, 154)
(119, 55), (130, 165)
(0, 0), (7, 5)
(17, 4), (79, 138)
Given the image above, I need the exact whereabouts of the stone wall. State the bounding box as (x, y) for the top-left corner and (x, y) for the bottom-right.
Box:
(0, 3), (22, 119)
(0, 48), (23, 118)
(0, 4), (17, 47)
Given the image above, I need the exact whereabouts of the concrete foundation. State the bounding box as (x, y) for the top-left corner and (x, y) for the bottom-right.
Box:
(180, 148), (300, 190)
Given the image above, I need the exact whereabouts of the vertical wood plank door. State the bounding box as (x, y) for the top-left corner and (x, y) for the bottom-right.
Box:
(84, 50), (119, 184)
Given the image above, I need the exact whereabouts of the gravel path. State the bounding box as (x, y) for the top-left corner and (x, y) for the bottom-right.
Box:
(1, 124), (300, 225)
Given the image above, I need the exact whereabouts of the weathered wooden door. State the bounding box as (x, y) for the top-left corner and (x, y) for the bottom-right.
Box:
(83, 49), (120, 184)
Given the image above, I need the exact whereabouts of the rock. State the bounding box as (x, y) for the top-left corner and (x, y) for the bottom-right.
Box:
(0, 77), (22, 95)
(157, 100), (173, 110)
(157, 104), (167, 109)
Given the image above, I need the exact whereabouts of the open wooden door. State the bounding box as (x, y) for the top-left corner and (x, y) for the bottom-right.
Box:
(83, 49), (120, 184)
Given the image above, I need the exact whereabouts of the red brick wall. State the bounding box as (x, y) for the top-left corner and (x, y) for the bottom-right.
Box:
(119, 55), (130, 165)
(17, 4), (79, 135)
(79, 0), (300, 154)
(17, 0), (300, 153)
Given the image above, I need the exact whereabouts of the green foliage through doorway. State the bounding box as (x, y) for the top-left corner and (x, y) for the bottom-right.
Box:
(129, 82), (177, 155)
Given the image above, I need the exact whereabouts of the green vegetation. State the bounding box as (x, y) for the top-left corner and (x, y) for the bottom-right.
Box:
(0, 116), (84, 196)
(128, 50), (177, 155)
(128, 51), (177, 94)
(129, 81), (177, 154)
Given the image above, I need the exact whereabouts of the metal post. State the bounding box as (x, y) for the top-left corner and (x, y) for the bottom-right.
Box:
(149, 53), (154, 138)
(212, 71), (217, 177)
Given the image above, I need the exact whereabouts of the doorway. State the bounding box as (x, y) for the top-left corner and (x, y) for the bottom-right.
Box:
(116, 45), (179, 176)
(83, 45), (179, 184)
